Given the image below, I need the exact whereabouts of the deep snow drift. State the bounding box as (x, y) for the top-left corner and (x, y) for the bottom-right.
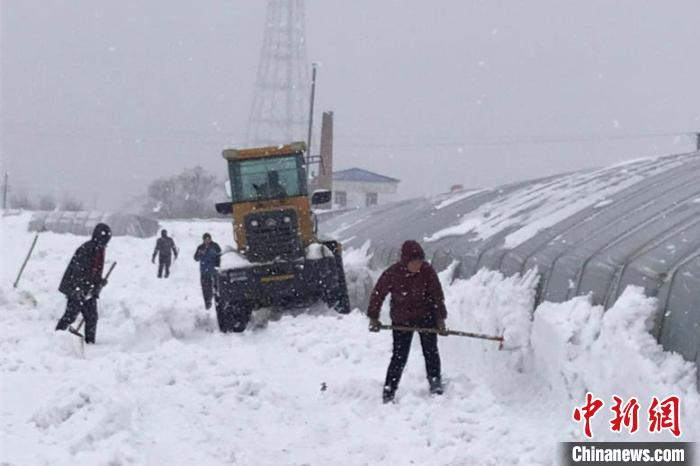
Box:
(1, 212), (697, 465)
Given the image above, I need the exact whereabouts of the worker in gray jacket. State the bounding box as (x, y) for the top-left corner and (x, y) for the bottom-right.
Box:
(152, 229), (178, 278)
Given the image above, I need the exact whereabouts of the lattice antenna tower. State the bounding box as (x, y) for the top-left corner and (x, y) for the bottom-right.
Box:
(246, 0), (310, 148)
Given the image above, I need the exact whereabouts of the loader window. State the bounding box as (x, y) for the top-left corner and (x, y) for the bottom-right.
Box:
(228, 154), (307, 203)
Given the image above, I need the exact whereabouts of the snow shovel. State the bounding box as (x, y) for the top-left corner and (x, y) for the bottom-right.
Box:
(68, 318), (86, 339)
(13, 231), (40, 288)
(378, 324), (505, 349)
(69, 262), (117, 341)
(68, 318), (86, 358)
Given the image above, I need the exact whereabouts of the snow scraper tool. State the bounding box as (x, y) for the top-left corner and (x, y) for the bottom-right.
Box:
(378, 324), (505, 349)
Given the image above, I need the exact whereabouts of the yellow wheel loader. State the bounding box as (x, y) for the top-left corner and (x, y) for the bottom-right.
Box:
(214, 141), (351, 332)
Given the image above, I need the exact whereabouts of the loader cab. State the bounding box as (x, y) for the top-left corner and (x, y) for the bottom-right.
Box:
(218, 142), (318, 262)
(228, 152), (307, 204)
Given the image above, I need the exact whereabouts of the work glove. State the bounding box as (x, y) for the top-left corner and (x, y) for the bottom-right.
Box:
(101, 278), (108, 287)
(152, 257), (156, 264)
(368, 318), (382, 332)
(436, 318), (448, 336)
(84, 284), (99, 301)
(70, 287), (87, 302)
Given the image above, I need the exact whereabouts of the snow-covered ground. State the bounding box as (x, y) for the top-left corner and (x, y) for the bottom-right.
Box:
(1, 212), (697, 465)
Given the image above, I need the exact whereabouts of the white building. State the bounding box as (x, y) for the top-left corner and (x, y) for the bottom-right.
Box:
(332, 168), (400, 209)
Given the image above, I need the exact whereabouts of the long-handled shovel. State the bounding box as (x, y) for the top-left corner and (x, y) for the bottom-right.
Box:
(378, 324), (505, 349)
(68, 319), (85, 338)
(68, 317), (86, 358)
(13, 231), (40, 288)
(69, 262), (117, 343)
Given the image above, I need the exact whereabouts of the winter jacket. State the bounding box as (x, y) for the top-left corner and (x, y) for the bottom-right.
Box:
(367, 240), (447, 326)
(153, 236), (178, 261)
(194, 242), (222, 275)
(59, 223), (111, 298)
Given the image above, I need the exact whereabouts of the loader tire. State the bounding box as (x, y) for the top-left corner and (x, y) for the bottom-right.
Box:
(320, 242), (352, 314)
(230, 301), (252, 333)
(333, 251), (351, 314)
(216, 298), (252, 333)
(330, 285), (351, 314)
(321, 255), (351, 314)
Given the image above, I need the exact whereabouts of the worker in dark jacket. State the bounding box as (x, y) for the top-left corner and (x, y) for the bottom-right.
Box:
(194, 232), (221, 309)
(367, 240), (448, 403)
(152, 229), (178, 278)
(55, 223), (112, 344)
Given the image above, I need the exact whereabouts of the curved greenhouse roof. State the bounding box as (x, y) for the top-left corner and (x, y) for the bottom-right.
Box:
(28, 210), (160, 238)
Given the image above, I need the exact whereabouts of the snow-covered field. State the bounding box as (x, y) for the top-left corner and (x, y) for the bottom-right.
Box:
(1, 212), (697, 465)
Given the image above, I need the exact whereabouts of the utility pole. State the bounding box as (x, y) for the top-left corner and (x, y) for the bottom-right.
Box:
(696, 132), (700, 151)
(2, 172), (8, 210)
(307, 63), (318, 161)
(319, 112), (333, 181)
(317, 111), (334, 208)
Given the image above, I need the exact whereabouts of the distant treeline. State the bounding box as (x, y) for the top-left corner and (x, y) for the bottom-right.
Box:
(5, 192), (84, 212)
(5, 166), (226, 219)
(141, 166), (226, 219)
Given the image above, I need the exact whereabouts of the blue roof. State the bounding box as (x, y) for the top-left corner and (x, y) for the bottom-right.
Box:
(333, 168), (400, 183)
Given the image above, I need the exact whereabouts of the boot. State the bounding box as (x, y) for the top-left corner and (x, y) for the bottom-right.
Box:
(55, 320), (69, 331)
(428, 376), (443, 395)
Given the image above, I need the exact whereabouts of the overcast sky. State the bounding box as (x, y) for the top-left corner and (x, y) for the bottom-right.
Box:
(2, 0), (699, 209)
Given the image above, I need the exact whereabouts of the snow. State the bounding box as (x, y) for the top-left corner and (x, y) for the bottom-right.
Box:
(326, 215), (371, 241)
(218, 248), (253, 270)
(432, 189), (485, 210)
(1, 213), (697, 465)
(532, 289), (699, 441)
(305, 243), (334, 260)
(218, 242), (335, 267)
(424, 156), (688, 248)
(424, 168), (640, 245)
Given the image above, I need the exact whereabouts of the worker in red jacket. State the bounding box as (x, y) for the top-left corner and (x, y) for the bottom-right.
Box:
(367, 240), (448, 403)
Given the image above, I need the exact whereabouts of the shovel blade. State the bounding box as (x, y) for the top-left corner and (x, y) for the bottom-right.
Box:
(68, 327), (84, 339)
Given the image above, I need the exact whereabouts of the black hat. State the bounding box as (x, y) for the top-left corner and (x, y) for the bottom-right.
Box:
(92, 223), (112, 246)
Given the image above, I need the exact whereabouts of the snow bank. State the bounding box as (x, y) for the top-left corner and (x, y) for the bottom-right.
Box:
(532, 287), (699, 441)
(441, 267), (698, 442)
(341, 240), (377, 311)
(445, 267), (538, 352)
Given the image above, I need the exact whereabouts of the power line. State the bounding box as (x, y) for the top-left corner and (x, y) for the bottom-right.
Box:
(333, 131), (700, 150)
(2, 128), (236, 147)
(3, 127), (697, 151)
